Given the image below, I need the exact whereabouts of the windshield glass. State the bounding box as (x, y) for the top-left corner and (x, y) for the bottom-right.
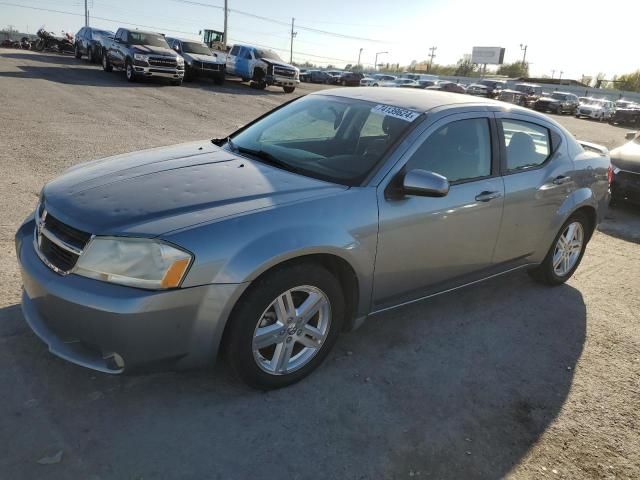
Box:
(586, 99), (605, 106)
(128, 32), (169, 47)
(551, 93), (569, 100)
(256, 48), (282, 61)
(182, 42), (212, 55)
(229, 95), (418, 185)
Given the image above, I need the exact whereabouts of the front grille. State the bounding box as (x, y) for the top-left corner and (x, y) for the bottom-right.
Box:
(35, 209), (91, 274)
(580, 109), (591, 115)
(273, 66), (296, 78)
(193, 60), (221, 71)
(148, 56), (177, 68)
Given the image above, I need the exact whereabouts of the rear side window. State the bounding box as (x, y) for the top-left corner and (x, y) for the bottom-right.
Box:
(405, 118), (492, 183)
(501, 119), (551, 172)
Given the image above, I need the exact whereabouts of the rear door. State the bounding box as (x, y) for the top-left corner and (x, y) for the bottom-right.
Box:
(372, 112), (505, 310)
(491, 113), (574, 266)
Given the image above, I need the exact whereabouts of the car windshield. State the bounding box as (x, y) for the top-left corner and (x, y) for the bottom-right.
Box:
(229, 95), (419, 186)
(551, 93), (569, 100)
(586, 99), (605, 106)
(128, 32), (169, 47)
(181, 42), (212, 55)
(256, 48), (282, 61)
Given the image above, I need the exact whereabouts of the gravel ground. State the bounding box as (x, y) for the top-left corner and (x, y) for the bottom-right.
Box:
(1, 50), (638, 480)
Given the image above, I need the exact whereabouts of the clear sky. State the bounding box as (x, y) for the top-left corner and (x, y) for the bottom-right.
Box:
(2, 0), (637, 79)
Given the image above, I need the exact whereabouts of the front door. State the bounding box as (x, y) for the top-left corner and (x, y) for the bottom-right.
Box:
(373, 114), (505, 311)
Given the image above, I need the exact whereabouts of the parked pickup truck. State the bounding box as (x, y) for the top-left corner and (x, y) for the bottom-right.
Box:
(225, 44), (299, 93)
(102, 28), (185, 85)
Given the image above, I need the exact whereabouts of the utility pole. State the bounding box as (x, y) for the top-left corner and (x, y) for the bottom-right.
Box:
(559, 71), (563, 81)
(428, 46), (437, 73)
(84, 0), (88, 27)
(223, 0), (228, 48)
(520, 43), (528, 67)
(551, 69), (555, 79)
(357, 48), (363, 67)
(374, 51), (388, 71)
(290, 17), (297, 64)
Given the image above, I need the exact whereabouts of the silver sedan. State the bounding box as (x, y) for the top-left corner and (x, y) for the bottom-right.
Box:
(15, 88), (611, 389)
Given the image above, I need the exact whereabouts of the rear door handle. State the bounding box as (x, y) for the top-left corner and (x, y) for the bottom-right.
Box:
(552, 175), (572, 185)
(475, 190), (502, 202)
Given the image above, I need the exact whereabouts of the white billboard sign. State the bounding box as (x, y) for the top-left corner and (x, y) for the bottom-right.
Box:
(471, 47), (506, 65)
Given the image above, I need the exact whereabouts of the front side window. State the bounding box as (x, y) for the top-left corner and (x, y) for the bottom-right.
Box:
(405, 118), (492, 183)
(230, 96), (418, 185)
(501, 119), (551, 171)
(230, 45), (240, 56)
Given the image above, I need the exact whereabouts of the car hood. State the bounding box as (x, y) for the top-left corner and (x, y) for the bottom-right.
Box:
(260, 57), (297, 70)
(42, 141), (346, 237)
(581, 104), (602, 110)
(183, 52), (224, 64)
(538, 96), (559, 103)
(132, 45), (176, 57)
(611, 141), (640, 172)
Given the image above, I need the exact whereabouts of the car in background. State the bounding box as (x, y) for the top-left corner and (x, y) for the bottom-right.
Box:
(497, 89), (528, 106)
(74, 27), (113, 63)
(225, 44), (299, 93)
(475, 79), (507, 98)
(610, 102), (640, 126)
(401, 73), (438, 83)
(166, 37), (225, 84)
(575, 98), (616, 121)
(381, 78), (420, 88)
(426, 81), (466, 94)
(466, 83), (490, 97)
(360, 74), (396, 86)
(325, 70), (344, 84)
(102, 28), (185, 85)
(534, 92), (579, 115)
(337, 72), (364, 86)
(301, 70), (332, 83)
(15, 89), (611, 390)
(513, 83), (543, 107)
(610, 130), (640, 204)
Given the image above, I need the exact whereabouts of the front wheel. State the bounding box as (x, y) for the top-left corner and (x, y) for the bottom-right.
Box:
(171, 78), (183, 86)
(225, 263), (345, 390)
(125, 60), (136, 82)
(283, 86), (295, 93)
(74, 44), (81, 59)
(528, 212), (590, 286)
(102, 52), (112, 72)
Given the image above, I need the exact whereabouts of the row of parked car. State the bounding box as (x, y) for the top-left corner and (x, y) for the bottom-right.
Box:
(72, 26), (301, 92)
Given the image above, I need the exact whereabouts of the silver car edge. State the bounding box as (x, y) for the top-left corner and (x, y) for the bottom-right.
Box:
(15, 89), (611, 389)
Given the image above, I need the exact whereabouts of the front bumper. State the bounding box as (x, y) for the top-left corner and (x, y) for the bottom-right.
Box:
(187, 63), (225, 78)
(15, 217), (246, 373)
(266, 74), (299, 87)
(133, 64), (185, 79)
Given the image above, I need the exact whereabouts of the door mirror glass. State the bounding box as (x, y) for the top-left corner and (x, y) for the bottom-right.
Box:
(402, 169), (450, 197)
(625, 131), (638, 140)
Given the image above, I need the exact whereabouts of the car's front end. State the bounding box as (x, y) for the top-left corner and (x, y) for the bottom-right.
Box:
(261, 60), (299, 88)
(610, 136), (640, 204)
(610, 108), (640, 126)
(535, 97), (562, 113)
(132, 49), (185, 80)
(576, 104), (604, 120)
(466, 84), (490, 97)
(182, 52), (225, 82)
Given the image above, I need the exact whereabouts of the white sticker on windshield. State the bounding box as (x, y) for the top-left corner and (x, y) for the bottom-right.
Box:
(372, 104), (421, 122)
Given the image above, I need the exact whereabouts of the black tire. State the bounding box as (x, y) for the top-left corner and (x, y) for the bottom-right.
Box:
(102, 52), (112, 72)
(74, 43), (81, 59)
(283, 86), (295, 93)
(214, 74), (225, 85)
(86, 46), (93, 63)
(528, 211), (590, 286)
(171, 78), (183, 86)
(225, 262), (345, 390)
(556, 104), (563, 115)
(125, 60), (136, 82)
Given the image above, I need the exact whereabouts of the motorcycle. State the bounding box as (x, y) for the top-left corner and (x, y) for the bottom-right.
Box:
(33, 27), (74, 54)
(20, 37), (31, 50)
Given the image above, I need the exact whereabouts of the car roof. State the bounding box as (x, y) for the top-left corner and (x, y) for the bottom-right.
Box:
(311, 87), (511, 113)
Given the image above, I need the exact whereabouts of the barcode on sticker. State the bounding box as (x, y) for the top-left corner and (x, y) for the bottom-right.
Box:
(372, 104), (421, 122)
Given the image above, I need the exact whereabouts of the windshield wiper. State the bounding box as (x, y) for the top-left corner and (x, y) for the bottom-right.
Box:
(235, 146), (299, 174)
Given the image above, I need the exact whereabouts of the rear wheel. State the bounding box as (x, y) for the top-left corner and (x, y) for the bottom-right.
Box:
(225, 263), (345, 390)
(556, 104), (563, 114)
(74, 44), (81, 59)
(102, 52), (112, 72)
(528, 212), (589, 286)
(283, 86), (295, 93)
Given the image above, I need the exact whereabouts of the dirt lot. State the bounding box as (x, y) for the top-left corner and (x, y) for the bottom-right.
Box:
(1, 50), (638, 480)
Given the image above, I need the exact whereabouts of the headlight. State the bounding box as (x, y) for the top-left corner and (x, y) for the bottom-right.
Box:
(176, 56), (184, 65)
(75, 237), (192, 290)
(134, 53), (149, 62)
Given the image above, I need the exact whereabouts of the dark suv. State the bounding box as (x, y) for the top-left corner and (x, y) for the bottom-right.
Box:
(337, 72), (364, 86)
(534, 92), (579, 115)
(301, 70), (333, 84)
(74, 27), (113, 63)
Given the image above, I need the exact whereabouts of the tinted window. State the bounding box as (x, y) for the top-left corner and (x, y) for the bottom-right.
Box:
(182, 42), (212, 55)
(501, 120), (551, 171)
(128, 32), (169, 47)
(405, 118), (492, 182)
(230, 45), (240, 55)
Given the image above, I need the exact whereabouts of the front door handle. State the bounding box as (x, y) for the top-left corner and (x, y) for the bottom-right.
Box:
(475, 190), (502, 202)
(552, 175), (572, 185)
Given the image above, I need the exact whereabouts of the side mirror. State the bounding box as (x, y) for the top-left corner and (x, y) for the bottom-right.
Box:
(402, 169), (450, 197)
(625, 131), (637, 140)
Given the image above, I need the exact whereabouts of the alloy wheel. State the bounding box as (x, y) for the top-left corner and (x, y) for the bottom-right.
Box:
(252, 286), (331, 375)
(552, 221), (584, 276)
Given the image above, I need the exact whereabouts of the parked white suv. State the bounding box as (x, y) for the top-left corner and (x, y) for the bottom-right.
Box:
(576, 98), (615, 121)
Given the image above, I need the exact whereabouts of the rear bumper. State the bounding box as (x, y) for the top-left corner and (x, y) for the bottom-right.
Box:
(15, 217), (246, 373)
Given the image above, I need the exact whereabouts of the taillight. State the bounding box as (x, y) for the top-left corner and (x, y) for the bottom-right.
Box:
(607, 165), (614, 184)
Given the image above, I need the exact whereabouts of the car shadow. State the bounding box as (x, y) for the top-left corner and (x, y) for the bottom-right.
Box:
(599, 201), (640, 243)
(1, 51), (77, 65)
(1, 271), (586, 479)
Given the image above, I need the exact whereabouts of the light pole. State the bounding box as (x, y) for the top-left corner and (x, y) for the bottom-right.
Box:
(375, 51), (388, 71)
(520, 43), (528, 67)
(551, 69), (555, 79)
(357, 48), (363, 68)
